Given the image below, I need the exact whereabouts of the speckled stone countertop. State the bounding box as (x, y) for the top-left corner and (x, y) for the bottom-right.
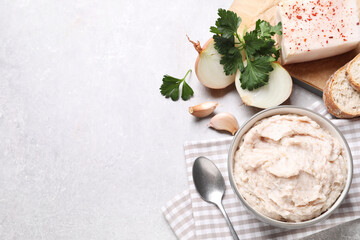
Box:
(0, 0), (358, 239)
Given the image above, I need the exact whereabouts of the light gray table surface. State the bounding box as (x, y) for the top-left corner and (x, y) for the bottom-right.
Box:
(0, 0), (358, 239)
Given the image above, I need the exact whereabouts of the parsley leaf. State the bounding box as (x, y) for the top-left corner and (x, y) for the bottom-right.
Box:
(210, 9), (282, 91)
(211, 11), (243, 76)
(181, 81), (194, 100)
(255, 20), (282, 38)
(212, 34), (234, 55)
(160, 70), (194, 101)
(241, 57), (273, 90)
(219, 47), (243, 75)
(243, 30), (265, 56)
(210, 9), (241, 38)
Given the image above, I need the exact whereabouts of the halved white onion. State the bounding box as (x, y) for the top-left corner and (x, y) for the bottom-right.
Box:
(235, 62), (293, 109)
(195, 39), (235, 89)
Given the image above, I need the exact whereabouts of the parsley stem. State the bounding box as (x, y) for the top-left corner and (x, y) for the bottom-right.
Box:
(182, 69), (192, 81)
(234, 32), (243, 46)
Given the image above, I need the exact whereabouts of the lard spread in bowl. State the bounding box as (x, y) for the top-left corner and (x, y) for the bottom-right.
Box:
(228, 106), (353, 229)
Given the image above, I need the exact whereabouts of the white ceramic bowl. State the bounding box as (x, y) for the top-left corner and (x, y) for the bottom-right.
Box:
(228, 106), (353, 229)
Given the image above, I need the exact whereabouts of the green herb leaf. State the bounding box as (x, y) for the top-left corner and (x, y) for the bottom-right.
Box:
(210, 9), (241, 38)
(255, 20), (282, 38)
(211, 9), (243, 76)
(219, 47), (243, 75)
(210, 8), (282, 91)
(160, 70), (194, 101)
(212, 35), (234, 55)
(181, 81), (194, 100)
(241, 57), (273, 90)
(243, 30), (266, 56)
(160, 75), (181, 100)
(271, 22), (282, 36)
(243, 31), (278, 59)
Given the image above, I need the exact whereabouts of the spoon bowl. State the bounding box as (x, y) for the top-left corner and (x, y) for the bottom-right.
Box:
(192, 156), (240, 240)
(192, 157), (225, 204)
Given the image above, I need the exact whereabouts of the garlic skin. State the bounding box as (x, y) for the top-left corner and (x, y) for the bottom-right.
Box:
(189, 101), (219, 118)
(209, 113), (239, 135)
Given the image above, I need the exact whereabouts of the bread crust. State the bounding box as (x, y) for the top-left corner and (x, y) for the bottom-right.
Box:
(323, 65), (358, 118)
(346, 53), (360, 92)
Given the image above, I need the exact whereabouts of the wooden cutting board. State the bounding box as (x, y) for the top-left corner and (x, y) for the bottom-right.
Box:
(229, 0), (360, 92)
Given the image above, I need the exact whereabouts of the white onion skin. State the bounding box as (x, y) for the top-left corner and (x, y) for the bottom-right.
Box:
(235, 62), (293, 109)
(195, 38), (235, 89)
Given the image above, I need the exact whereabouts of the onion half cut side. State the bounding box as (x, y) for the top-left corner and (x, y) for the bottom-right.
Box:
(195, 39), (235, 89)
(235, 62), (293, 109)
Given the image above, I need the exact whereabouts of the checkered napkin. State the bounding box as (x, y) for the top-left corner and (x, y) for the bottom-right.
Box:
(161, 101), (360, 240)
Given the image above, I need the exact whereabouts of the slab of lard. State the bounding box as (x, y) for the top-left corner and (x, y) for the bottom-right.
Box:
(277, 0), (360, 64)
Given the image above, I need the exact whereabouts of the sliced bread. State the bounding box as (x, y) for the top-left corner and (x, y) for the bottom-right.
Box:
(346, 53), (360, 92)
(323, 64), (360, 118)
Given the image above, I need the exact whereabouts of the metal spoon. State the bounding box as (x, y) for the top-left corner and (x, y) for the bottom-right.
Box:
(192, 156), (240, 240)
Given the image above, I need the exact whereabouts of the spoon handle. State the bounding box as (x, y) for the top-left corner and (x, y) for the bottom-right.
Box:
(217, 202), (240, 240)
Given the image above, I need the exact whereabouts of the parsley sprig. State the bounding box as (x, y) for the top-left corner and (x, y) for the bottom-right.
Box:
(210, 9), (282, 90)
(160, 69), (194, 101)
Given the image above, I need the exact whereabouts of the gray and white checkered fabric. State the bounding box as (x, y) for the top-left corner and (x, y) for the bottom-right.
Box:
(162, 101), (360, 239)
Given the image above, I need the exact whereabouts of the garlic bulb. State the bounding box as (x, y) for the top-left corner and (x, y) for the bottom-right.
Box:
(189, 101), (219, 118)
(209, 113), (239, 135)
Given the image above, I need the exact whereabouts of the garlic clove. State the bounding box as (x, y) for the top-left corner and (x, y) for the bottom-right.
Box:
(209, 113), (239, 135)
(189, 101), (219, 118)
